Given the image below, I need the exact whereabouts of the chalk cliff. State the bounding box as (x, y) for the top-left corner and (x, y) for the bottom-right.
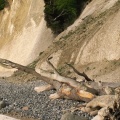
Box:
(0, 0), (120, 81)
(0, 0), (54, 76)
(36, 0), (120, 82)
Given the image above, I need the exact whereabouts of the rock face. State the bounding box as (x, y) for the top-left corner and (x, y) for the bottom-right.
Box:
(36, 0), (120, 83)
(78, 7), (120, 64)
(0, 0), (54, 76)
(55, 0), (120, 65)
(0, 0), (120, 78)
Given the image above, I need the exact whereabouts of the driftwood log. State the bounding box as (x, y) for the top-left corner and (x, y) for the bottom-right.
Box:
(0, 58), (120, 120)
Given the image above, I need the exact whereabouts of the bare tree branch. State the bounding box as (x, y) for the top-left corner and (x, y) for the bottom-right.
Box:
(0, 58), (56, 86)
(1, 57), (120, 118)
(53, 9), (66, 21)
(46, 57), (60, 75)
(66, 63), (93, 82)
(0, 58), (97, 102)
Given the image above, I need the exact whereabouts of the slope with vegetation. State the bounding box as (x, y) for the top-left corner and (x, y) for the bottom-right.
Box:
(44, 0), (90, 34)
(36, 0), (120, 83)
(0, 0), (6, 10)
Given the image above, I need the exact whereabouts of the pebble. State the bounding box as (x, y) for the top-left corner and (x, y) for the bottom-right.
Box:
(0, 79), (91, 120)
(61, 112), (89, 120)
(0, 100), (6, 109)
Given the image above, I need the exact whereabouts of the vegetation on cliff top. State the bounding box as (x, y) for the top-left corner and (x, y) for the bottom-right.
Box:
(0, 0), (6, 10)
(44, 0), (90, 34)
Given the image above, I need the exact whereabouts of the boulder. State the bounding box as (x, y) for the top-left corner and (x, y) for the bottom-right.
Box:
(0, 100), (6, 109)
(61, 112), (89, 120)
(0, 115), (20, 120)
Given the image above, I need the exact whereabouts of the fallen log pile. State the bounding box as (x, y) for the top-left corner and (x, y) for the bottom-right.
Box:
(0, 58), (120, 120)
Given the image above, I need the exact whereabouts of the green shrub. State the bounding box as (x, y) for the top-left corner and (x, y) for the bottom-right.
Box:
(0, 0), (6, 10)
(44, 0), (90, 34)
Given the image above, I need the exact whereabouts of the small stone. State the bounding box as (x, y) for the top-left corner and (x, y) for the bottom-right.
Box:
(22, 106), (29, 111)
(0, 101), (6, 109)
(60, 112), (89, 120)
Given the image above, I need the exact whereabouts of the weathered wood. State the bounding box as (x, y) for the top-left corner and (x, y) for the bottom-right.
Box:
(1, 58), (120, 118)
(0, 58), (54, 85)
(81, 89), (120, 120)
(66, 63), (93, 82)
(105, 88), (120, 119)
(0, 58), (97, 102)
(84, 81), (120, 90)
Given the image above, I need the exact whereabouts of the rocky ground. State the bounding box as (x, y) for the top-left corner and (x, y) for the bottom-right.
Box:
(0, 78), (92, 120)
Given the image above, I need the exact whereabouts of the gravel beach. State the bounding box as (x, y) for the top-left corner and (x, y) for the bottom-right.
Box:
(0, 79), (92, 120)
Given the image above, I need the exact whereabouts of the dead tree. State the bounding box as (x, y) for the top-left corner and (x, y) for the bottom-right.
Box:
(0, 58), (98, 101)
(0, 58), (120, 119)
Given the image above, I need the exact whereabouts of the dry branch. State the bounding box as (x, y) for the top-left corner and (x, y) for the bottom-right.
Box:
(0, 58), (98, 102)
(0, 58), (120, 119)
(66, 63), (93, 82)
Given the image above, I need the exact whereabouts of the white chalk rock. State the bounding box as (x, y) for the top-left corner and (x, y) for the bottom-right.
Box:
(92, 115), (104, 120)
(0, 115), (20, 120)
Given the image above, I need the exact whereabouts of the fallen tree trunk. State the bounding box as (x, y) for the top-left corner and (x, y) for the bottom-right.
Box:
(0, 58), (97, 102)
(0, 58), (120, 119)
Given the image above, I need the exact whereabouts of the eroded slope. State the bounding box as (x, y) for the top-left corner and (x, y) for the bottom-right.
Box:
(36, 0), (120, 82)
